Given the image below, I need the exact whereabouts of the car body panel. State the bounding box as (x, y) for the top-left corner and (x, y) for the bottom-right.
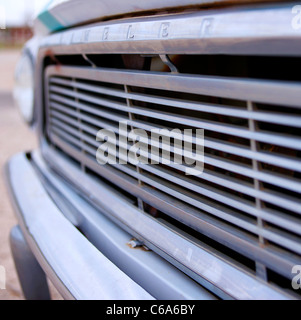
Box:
(35, 0), (284, 34)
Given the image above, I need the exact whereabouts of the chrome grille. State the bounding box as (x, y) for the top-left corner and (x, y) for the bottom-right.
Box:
(45, 62), (301, 297)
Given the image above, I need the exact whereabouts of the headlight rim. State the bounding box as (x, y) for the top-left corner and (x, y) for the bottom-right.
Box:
(13, 49), (36, 126)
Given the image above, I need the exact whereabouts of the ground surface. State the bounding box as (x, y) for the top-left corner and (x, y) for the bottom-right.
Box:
(0, 49), (62, 300)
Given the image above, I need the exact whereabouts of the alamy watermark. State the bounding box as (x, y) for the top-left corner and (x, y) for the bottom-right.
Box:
(292, 265), (301, 290)
(292, 5), (301, 30)
(0, 265), (6, 290)
(96, 121), (205, 176)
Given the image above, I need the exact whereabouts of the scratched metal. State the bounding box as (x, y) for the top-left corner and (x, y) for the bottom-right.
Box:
(39, 4), (301, 56)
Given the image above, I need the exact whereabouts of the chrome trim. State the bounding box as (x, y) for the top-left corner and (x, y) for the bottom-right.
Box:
(40, 3), (301, 56)
(35, 0), (282, 34)
(5, 153), (154, 300)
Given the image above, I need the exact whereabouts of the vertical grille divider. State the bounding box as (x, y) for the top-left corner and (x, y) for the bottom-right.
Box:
(247, 100), (268, 281)
(74, 78), (86, 172)
(124, 85), (145, 211)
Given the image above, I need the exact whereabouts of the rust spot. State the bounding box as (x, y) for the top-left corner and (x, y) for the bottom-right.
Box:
(45, 49), (61, 71)
(126, 238), (151, 251)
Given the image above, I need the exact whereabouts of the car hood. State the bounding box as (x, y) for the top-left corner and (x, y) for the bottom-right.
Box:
(34, 0), (282, 35)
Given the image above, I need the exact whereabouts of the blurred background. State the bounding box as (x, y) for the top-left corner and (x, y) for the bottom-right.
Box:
(0, 0), (48, 47)
(0, 0), (62, 300)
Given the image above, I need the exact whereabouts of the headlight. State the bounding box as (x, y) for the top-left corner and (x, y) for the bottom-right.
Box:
(13, 53), (35, 124)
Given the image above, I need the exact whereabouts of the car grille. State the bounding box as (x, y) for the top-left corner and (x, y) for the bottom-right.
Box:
(44, 58), (301, 298)
(39, 4), (301, 299)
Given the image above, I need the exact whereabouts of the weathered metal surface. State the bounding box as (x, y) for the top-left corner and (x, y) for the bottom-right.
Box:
(38, 4), (301, 56)
(35, 0), (287, 34)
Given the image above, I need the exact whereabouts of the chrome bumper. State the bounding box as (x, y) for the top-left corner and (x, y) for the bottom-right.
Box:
(5, 152), (214, 300)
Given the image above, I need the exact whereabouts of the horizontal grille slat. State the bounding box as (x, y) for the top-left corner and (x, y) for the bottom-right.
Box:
(50, 67), (301, 108)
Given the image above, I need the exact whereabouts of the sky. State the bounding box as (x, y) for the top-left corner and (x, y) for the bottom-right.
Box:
(0, 0), (51, 27)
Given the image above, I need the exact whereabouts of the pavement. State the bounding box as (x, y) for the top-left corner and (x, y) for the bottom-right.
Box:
(0, 49), (62, 300)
